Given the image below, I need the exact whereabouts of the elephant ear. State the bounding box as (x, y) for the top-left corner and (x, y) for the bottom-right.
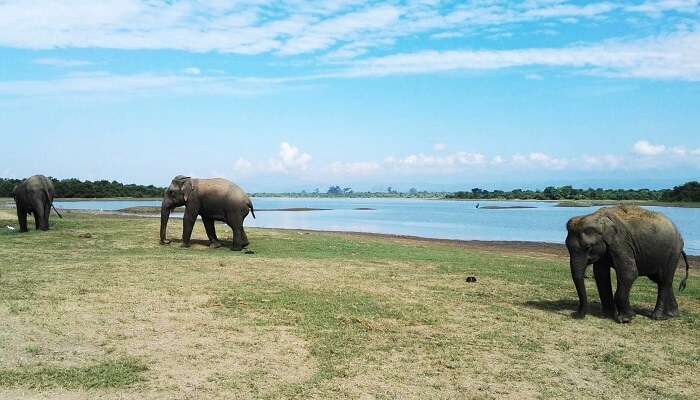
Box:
(599, 215), (620, 249)
(182, 179), (194, 202)
(580, 226), (600, 248)
(566, 216), (582, 232)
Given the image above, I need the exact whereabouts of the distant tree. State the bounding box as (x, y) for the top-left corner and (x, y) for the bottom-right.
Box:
(662, 181), (700, 202)
(444, 184), (675, 202)
(327, 185), (343, 195)
(409, 187), (418, 195)
(0, 177), (165, 198)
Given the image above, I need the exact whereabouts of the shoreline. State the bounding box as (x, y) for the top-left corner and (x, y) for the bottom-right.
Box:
(3, 206), (698, 261)
(44, 197), (700, 208)
(51, 209), (700, 264)
(262, 227), (700, 266)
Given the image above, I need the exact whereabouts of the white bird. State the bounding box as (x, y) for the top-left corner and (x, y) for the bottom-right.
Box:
(7, 226), (15, 230)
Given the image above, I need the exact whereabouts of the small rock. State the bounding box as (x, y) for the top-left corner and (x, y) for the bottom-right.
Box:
(465, 276), (477, 283)
(244, 250), (255, 255)
(78, 233), (92, 239)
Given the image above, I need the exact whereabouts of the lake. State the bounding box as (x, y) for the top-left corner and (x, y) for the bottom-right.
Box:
(54, 198), (700, 255)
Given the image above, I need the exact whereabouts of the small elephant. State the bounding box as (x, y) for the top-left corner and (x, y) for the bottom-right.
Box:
(566, 205), (689, 323)
(160, 176), (255, 251)
(12, 174), (63, 232)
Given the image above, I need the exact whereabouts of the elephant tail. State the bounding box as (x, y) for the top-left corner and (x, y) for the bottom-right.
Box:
(248, 199), (256, 219)
(52, 203), (63, 219)
(44, 189), (63, 219)
(679, 250), (689, 291)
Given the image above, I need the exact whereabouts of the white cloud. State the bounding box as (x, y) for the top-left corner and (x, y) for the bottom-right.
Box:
(625, 0), (699, 15)
(431, 31), (464, 40)
(433, 143), (446, 151)
(278, 6), (400, 55)
(231, 140), (699, 178)
(277, 142), (312, 171)
(670, 146), (688, 156)
(33, 58), (93, 67)
(233, 142), (313, 176)
(183, 67), (201, 76)
(512, 152), (569, 170)
(233, 158), (253, 174)
(327, 161), (381, 176)
(0, 0), (695, 61)
(341, 29), (700, 81)
(633, 140), (667, 156)
(385, 152), (488, 173)
(581, 154), (625, 170)
(525, 73), (544, 80)
(522, 3), (617, 18)
(0, 71), (312, 97)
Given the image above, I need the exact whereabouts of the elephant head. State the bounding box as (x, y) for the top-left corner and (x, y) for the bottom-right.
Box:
(160, 175), (193, 244)
(565, 213), (617, 316)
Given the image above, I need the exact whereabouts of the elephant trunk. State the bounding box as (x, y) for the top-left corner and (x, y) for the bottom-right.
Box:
(570, 255), (589, 318)
(160, 200), (172, 245)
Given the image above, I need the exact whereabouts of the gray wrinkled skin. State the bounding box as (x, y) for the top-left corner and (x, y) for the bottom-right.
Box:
(160, 176), (255, 251)
(565, 205), (687, 323)
(12, 174), (62, 232)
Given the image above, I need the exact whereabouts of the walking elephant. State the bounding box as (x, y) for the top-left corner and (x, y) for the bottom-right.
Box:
(160, 176), (255, 251)
(12, 174), (63, 232)
(565, 205), (689, 323)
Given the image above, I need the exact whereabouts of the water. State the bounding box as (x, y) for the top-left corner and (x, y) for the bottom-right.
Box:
(54, 198), (700, 255)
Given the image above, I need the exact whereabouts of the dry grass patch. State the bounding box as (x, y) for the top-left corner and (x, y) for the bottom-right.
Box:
(0, 211), (698, 399)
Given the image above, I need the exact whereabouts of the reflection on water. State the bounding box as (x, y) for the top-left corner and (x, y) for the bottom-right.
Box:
(54, 198), (700, 255)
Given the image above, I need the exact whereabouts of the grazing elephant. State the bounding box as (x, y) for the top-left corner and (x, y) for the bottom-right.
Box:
(566, 205), (689, 323)
(160, 176), (255, 251)
(12, 174), (63, 232)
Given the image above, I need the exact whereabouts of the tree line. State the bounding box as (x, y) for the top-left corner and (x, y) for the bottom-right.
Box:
(0, 178), (165, 198)
(1, 177), (698, 202)
(446, 181), (700, 202)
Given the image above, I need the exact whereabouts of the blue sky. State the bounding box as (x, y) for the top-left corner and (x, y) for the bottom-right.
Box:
(1, 1), (699, 191)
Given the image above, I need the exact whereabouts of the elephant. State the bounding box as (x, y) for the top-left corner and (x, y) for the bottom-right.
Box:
(12, 174), (63, 232)
(565, 205), (689, 323)
(160, 175), (256, 251)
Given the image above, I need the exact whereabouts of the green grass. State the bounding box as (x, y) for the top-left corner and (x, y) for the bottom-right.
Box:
(0, 358), (147, 389)
(219, 285), (436, 381)
(0, 209), (698, 399)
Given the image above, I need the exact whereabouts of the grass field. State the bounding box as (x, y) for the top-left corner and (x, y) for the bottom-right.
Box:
(0, 209), (698, 399)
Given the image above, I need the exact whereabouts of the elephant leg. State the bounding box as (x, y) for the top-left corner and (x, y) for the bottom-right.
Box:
(614, 269), (638, 323)
(202, 217), (222, 248)
(181, 212), (197, 248)
(651, 280), (678, 320)
(593, 259), (615, 318)
(227, 212), (244, 251)
(650, 274), (665, 319)
(240, 226), (249, 249)
(33, 208), (45, 231)
(661, 254), (680, 318)
(17, 208), (28, 232)
(31, 198), (47, 231)
(663, 281), (679, 318)
(42, 202), (51, 230)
